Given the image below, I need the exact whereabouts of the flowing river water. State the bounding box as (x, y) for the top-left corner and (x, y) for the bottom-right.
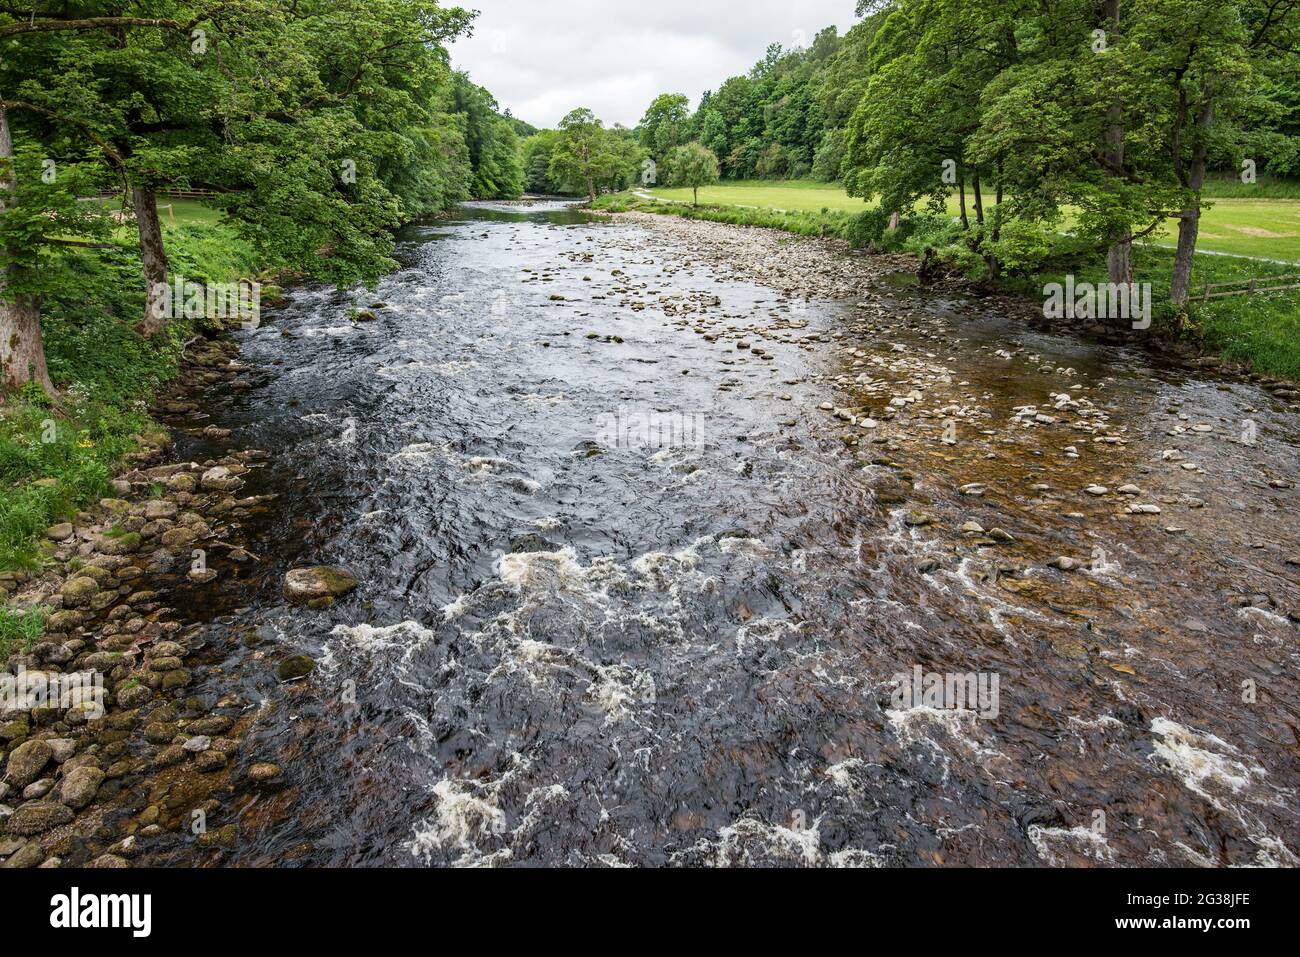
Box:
(151, 199), (1298, 867)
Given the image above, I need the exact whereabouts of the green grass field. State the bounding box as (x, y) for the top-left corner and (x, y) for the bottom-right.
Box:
(645, 180), (1300, 263)
(102, 196), (225, 231)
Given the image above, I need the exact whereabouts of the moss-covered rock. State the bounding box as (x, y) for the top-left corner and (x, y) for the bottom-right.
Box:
(283, 566), (358, 604)
(277, 655), (315, 682)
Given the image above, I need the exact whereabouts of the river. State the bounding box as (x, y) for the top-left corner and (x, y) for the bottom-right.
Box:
(150, 199), (1299, 867)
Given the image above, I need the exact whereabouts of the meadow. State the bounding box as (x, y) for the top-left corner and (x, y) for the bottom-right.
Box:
(644, 180), (1300, 264)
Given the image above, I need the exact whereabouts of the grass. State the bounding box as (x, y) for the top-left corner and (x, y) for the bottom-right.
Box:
(102, 196), (227, 231)
(0, 204), (257, 571)
(1020, 247), (1300, 378)
(644, 180), (1300, 263)
(600, 191), (861, 239)
(0, 603), (46, 659)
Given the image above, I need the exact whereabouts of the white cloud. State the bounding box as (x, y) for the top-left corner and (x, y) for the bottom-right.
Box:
(448, 0), (861, 128)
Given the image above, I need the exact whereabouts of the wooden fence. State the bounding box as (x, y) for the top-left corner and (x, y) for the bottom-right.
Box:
(1196, 275), (1300, 300)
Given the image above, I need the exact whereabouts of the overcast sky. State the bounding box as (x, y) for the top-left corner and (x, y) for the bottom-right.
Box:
(448, 0), (861, 129)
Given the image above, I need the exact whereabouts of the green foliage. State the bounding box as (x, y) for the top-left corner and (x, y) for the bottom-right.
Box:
(663, 143), (720, 203)
(639, 93), (691, 163)
(0, 220), (252, 569)
(547, 109), (645, 201)
(449, 73), (524, 200)
(844, 207), (892, 248)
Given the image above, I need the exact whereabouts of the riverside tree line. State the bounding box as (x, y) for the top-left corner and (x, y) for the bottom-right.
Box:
(0, 0), (526, 396)
(623, 0), (1299, 306)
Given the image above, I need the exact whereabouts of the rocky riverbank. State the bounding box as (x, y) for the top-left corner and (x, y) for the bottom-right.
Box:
(614, 210), (1300, 396)
(0, 335), (292, 868)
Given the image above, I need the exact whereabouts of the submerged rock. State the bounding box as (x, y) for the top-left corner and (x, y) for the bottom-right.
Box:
(283, 566), (358, 604)
(277, 655), (316, 682)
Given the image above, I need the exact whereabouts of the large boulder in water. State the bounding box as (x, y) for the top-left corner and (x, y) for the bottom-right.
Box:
(283, 566), (358, 606)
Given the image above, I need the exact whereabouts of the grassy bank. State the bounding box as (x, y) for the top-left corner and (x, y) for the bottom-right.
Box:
(0, 210), (258, 573)
(598, 190), (1300, 380)
(643, 180), (1300, 263)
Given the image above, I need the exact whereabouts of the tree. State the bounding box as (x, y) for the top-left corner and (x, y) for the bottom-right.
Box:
(0, 107), (52, 397)
(665, 142), (720, 206)
(1, 0), (482, 396)
(549, 108), (625, 202)
(639, 93), (690, 163)
(449, 73), (524, 199)
(1148, 0), (1298, 305)
(0, 103), (112, 397)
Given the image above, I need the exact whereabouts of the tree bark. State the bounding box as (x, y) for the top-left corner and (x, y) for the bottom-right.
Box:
(0, 105), (56, 398)
(1104, 0), (1132, 288)
(134, 185), (170, 336)
(1171, 102), (1215, 307)
(0, 292), (53, 396)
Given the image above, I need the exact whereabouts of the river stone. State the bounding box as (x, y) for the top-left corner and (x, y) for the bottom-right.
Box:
(194, 750), (227, 772)
(59, 766), (105, 810)
(159, 527), (197, 548)
(44, 609), (84, 632)
(167, 472), (199, 493)
(60, 577), (100, 607)
(4, 739), (53, 787)
(201, 466), (243, 492)
(22, 779), (54, 800)
(46, 523), (75, 542)
(96, 532), (141, 556)
(155, 745), (186, 767)
(116, 683), (154, 709)
(283, 566), (358, 604)
(46, 739), (77, 764)
(277, 655), (316, 682)
(183, 735), (211, 753)
(143, 499), (179, 520)
(248, 762), (283, 785)
(188, 715), (233, 736)
(5, 801), (74, 835)
(144, 722), (177, 745)
(0, 841), (45, 868)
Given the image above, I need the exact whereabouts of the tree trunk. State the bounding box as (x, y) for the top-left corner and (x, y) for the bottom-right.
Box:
(958, 176), (969, 231)
(1171, 102), (1214, 307)
(693, 185), (699, 207)
(1104, 0), (1132, 288)
(134, 186), (170, 336)
(0, 105), (56, 398)
(0, 292), (54, 396)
